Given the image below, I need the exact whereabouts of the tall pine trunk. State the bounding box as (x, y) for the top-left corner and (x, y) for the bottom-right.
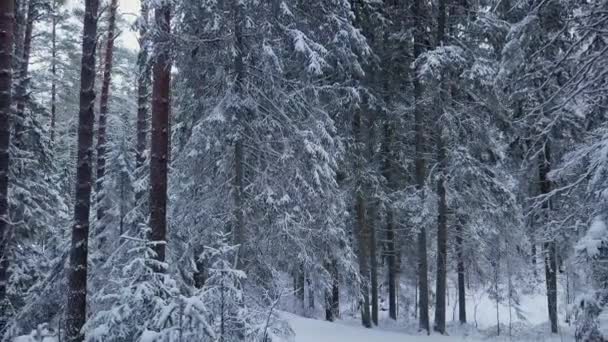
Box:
(539, 143), (558, 333)
(95, 0), (118, 223)
(434, 0), (448, 332)
(13, 0), (33, 148)
(136, 1), (150, 172)
(354, 109), (371, 328)
(0, 0), (14, 334)
(413, 0), (429, 332)
(65, 0), (100, 340)
(150, 2), (172, 268)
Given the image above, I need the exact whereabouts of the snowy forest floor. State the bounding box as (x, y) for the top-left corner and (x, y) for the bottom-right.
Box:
(284, 312), (574, 342)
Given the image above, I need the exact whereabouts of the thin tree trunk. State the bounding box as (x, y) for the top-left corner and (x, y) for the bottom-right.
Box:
(0, 0), (15, 334)
(539, 143), (558, 334)
(382, 121), (398, 320)
(150, 2), (172, 268)
(65, 0), (100, 340)
(232, 0), (246, 268)
(14, 0), (34, 148)
(136, 1), (149, 172)
(413, 0), (429, 331)
(434, 0), (448, 332)
(356, 191), (371, 328)
(369, 201), (378, 326)
(456, 216), (467, 324)
(95, 0), (118, 223)
(50, 0), (57, 143)
(331, 259), (340, 319)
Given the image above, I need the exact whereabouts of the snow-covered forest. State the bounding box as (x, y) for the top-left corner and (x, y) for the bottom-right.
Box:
(0, 0), (607, 341)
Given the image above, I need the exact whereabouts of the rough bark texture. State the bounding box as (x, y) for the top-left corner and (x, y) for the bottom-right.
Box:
(150, 3), (172, 268)
(136, 1), (150, 171)
(95, 0), (118, 224)
(65, 0), (99, 340)
(456, 216), (467, 323)
(413, 0), (430, 332)
(539, 143), (558, 334)
(0, 0), (14, 334)
(13, 0), (34, 148)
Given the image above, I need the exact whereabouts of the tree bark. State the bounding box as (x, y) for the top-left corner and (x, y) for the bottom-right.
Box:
(539, 143), (558, 334)
(434, 0), (448, 333)
(356, 191), (371, 328)
(13, 0), (34, 148)
(136, 1), (150, 172)
(0, 0), (14, 334)
(369, 201), (379, 326)
(149, 2), (172, 268)
(456, 216), (467, 324)
(65, 0), (100, 340)
(413, 0), (430, 331)
(95, 0), (118, 224)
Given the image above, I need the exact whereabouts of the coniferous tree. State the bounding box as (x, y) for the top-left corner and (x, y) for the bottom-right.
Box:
(65, 0), (100, 340)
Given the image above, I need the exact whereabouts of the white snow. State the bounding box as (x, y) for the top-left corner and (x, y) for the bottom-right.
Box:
(284, 312), (470, 342)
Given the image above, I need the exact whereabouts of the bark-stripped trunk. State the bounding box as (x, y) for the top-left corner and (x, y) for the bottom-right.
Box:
(456, 216), (466, 323)
(65, 0), (100, 340)
(539, 143), (558, 333)
(50, 0), (57, 143)
(0, 0), (14, 334)
(149, 3), (172, 268)
(136, 1), (150, 172)
(95, 0), (118, 224)
(413, 0), (430, 332)
(13, 0), (34, 148)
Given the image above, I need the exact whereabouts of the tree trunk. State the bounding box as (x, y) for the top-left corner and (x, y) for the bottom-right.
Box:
(136, 1), (150, 172)
(434, 0), (448, 333)
(232, 0), (246, 268)
(434, 138), (448, 334)
(65, 0), (100, 340)
(13, 0), (33, 148)
(539, 143), (558, 334)
(149, 3), (172, 268)
(382, 121), (398, 320)
(95, 0), (118, 223)
(49, 0), (57, 143)
(369, 201), (378, 326)
(456, 216), (466, 324)
(413, 0), (429, 331)
(0, 0), (14, 334)
(356, 192), (371, 328)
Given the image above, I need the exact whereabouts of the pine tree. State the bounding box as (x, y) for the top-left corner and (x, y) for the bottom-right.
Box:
(149, 0), (171, 269)
(65, 0), (100, 340)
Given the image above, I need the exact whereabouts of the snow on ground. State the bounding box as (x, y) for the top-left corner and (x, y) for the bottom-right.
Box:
(284, 312), (466, 342)
(283, 310), (575, 342)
